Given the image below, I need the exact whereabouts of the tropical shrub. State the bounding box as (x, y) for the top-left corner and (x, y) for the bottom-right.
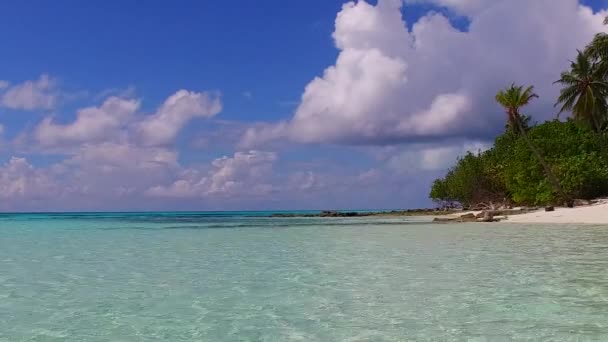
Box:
(430, 120), (608, 207)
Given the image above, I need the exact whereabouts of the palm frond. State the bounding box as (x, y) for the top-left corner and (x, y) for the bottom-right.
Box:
(556, 95), (577, 118)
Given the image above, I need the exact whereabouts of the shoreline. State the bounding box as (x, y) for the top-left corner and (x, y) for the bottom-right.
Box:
(501, 200), (608, 224)
(270, 209), (461, 218)
(269, 199), (608, 225)
(434, 199), (608, 225)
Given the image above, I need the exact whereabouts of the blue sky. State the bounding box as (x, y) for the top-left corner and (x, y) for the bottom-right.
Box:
(0, 0), (607, 211)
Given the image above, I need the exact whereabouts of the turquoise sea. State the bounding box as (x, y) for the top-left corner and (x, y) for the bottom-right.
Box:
(1, 212), (608, 341)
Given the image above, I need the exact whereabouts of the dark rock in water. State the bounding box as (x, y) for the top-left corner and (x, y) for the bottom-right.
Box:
(433, 217), (457, 223)
(271, 208), (461, 218)
(545, 206), (555, 212)
(271, 211), (370, 218)
(320, 211), (362, 217)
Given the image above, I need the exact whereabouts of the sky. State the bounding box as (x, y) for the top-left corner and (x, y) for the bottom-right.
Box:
(1, 0), (607, 211)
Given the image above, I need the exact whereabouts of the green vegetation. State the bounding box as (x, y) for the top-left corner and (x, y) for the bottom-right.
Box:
(495, 84), (566, 201)
(430, 32), (608, 208)
(430, 119), (608, 207)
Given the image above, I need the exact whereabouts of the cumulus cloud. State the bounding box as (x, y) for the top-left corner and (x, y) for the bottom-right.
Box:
(406, 0), (487, 15)
(147, 150), (278, 198)
(0, 147), (179, 210)
(386, 140), (491, 174)
(289, 171), (318, 191)
(239, 122), (289, 148)
(54, 143), (180, 199)
(0, 74), (57, 110)
(64, 142), (179, 171)
(32, 89), (220, 148)
(36, 97), (140, 146)
(0, 157), (57, 201)
(0, 147), (430, 210)
(242, 0), (608, 147)
(3, 88), (224, 209)
(137, 90), (222, 146)
(145, 150), (403, 209)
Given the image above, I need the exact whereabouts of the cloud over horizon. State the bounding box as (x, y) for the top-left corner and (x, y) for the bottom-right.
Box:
(242, 0), (608, 147)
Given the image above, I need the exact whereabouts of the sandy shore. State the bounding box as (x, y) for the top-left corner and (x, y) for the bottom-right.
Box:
(505, 201), (608, 224)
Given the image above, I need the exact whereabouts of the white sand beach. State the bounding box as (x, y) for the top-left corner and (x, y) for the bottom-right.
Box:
(505, 200), (608, 224)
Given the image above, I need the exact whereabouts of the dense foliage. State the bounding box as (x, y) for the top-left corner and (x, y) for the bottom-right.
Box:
(430, 120), (608, 207)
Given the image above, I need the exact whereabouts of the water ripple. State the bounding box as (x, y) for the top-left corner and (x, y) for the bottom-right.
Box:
(1, 216), (608, 341)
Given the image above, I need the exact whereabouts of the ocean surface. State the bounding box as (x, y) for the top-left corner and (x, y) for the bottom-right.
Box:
(1, 212), (608, 341)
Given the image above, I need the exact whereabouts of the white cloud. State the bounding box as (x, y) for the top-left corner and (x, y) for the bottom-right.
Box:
(33, 89), (221, 148)
(65, 142), (179, 171)
(35, 97), (140, 146)
(0, 157), (57, 201)
(0, 74), (57, 110)
(0, 147), (431, 210)
(406, 0), (487, 16)
(7, 88), (224, 208)
(239, 121), (289, 148)
(398, 93), (472, 136)
(289, 171), (318, 191)
(94, 85), (137, 101)
(147, 150), (278, 198)
(137, 90), (222, 146)
(47, 143), (180, 201)
(0, 144), (181, 210)
(243, 0), (608, 147)
(386, 140), (491, 174)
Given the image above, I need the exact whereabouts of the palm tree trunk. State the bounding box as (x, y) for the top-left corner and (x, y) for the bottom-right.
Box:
(515, 117), (569, 204)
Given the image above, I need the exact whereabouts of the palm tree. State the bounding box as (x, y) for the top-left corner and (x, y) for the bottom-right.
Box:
(495, 84), (567, 203)
(554, 51), (608, 133)
(585, 17), (608, 71)
(586, 33), (608, 65)
(496, 84), (538, 131)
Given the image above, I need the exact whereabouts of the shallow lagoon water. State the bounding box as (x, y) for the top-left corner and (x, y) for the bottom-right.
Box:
(1, 213), (608, 341)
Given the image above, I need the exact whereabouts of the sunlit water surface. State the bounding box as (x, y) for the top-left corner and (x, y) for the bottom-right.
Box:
(1, 212), (608, 341)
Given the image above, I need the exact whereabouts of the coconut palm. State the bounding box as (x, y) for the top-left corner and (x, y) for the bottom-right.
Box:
(554, 51), (608, 133)
(495, 84), (538, 132)
(496, 84), (567, 202)
(585, 17), (608, 70)
(586, 33), (608, 65)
